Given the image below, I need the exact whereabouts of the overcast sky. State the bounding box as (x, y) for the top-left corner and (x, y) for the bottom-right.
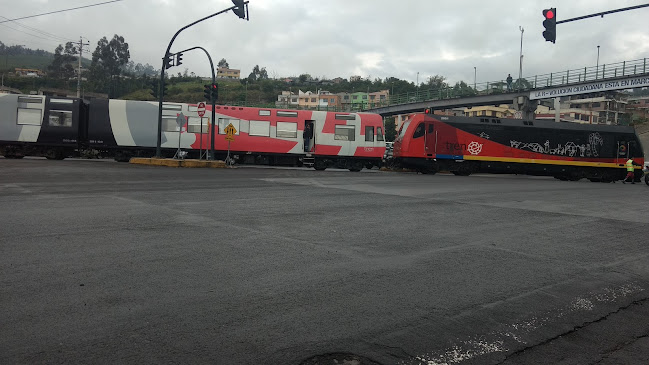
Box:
(2, 0), (649, 86)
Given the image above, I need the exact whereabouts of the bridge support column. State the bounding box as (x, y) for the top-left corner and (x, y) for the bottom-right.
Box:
(512, 95), (538, 120)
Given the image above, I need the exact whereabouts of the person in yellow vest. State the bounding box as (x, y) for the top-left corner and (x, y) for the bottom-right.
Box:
(622, 156), (640, 184)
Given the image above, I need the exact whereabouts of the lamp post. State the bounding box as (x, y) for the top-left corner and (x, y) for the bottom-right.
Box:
(518, 26), (524, 91)
(596, 45), (600, 79)
(474, 67), (477, 90)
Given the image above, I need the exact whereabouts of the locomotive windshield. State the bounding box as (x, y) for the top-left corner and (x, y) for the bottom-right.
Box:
(398, 120), (411, 139)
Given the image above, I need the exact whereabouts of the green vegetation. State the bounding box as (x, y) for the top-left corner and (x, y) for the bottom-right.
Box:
(1, 38), (437, 106)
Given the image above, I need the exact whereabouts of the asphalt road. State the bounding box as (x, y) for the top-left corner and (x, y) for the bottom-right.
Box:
(1, 158), (648, 365)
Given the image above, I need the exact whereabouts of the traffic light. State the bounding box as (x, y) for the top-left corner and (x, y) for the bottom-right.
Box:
(231, 0), (247, 19)
(163, 53), (174, 69)
(176, 52), (183, 67)
(542, 8), (556, 43)
(203, 84), (212, 101)
(211, 83), (218, 101)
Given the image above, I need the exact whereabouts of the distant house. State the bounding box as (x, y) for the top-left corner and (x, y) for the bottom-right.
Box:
(15, 68), (45, 77)
(217, 67), (240, 79)
(349, 76), (362, 82)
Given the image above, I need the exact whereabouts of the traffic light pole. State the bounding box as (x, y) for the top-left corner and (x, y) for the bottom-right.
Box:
(155, 2), (248, 158)
(177, 46), (217, 160)
(556, 3), (649, 24)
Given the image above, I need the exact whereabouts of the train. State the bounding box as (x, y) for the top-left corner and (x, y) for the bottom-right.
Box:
(0, 94), (386, 171)
(392, 111), (645, 182)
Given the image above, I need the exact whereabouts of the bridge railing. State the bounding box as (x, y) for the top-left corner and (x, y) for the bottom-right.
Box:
(374, 57), (649, 109)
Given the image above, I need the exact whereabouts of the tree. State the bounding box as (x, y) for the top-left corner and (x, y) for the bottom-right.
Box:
(452, 81), (477, 97)
(48, 42), (77, 80)
(218, 58), (229, 68)
(248, 65), (268, 82)
(89, 34), (130, 95)
(426, 75), (447, 90)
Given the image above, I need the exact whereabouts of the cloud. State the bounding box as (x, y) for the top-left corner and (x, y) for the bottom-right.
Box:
(2, 0), (648, 85)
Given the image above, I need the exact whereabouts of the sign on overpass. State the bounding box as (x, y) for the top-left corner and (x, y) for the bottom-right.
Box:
(530, 75), (649, 100)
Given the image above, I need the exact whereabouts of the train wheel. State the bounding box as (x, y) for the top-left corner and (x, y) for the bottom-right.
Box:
(348, 161), (363, 172)
(45, 149), (65, 160)
(314, 160), (327, 171)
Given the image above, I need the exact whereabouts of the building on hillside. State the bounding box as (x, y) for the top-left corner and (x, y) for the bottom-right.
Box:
(368, 90), (389, 108)
(624, 95), (649, 122)
(332, 77), (345, 84)
(533, 94), (629, 124)
(349, 76), (362, 82)
(276, 90), (299, 108)
(464, 105), (516, 118)
(318, 92), (340, 109)
(15, 68), (45, 77)
(298, 90), (320, 109)
(217, 67), (240, 79)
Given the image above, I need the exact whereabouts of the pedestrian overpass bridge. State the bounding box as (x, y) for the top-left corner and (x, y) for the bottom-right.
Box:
(367, 58), (649, 118)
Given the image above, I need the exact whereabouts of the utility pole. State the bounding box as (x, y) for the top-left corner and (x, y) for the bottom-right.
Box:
(518, 26), (524, 91)
(77, 36), (90, 98)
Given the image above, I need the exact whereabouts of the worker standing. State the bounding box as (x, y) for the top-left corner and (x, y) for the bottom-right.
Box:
(622, 157), (639, 184)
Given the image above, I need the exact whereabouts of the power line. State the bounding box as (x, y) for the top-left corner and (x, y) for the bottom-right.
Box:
(0, 16), (76, 43)
(0, 0), (124, 24)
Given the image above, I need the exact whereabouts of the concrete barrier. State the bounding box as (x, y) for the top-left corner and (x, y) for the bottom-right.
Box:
(130, 158), (227, 168)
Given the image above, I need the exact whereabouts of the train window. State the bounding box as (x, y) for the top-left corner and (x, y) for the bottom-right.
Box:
(249, 120), (271, 137)
(51, 98), (74, 104)
(259, 110), (271, 116)
(398, 121), (411, 138)
(48, 110), (72, 127)
(277, 111), (297, 117)
(17, 108), (42, 125)
(365, 126), (375, 142)
(162, 103), (182, 112)
(335, 125), (356, 141)
(276, 122), (297, 138)
(187, 117), (208, 134)
(162, 118), (178, 132)
(335, 114), (356, 120)
(18, 96), (43, 104)
(412, 123), (425, 139)
(218, 119), (240, 135)
(377, 127), (385, 141)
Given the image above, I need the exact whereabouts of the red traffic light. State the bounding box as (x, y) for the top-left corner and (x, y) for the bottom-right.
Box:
(543, 9), (554, 19)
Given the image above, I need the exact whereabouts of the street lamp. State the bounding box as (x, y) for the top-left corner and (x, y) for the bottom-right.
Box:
(518, 26), (524, 91)
(474, 67), (477, 90)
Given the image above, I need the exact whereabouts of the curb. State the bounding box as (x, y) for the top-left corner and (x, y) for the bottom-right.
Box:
(129, 158), (227, 168)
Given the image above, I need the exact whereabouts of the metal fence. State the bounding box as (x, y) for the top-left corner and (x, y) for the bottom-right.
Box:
(220, 57), (649, 112)
(377, 57), (649, 109)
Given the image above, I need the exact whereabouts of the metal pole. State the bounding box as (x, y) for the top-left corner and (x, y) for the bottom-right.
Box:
(518, 26), (524, 91)
(596, 46), (600, 79)
(474, 67), (477, 90)
(77, 37), (82, 98)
